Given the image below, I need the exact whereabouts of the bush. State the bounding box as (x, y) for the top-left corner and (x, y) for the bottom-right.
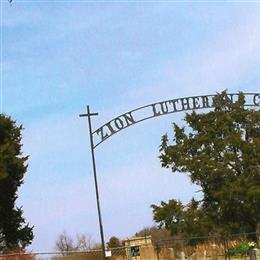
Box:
(228, 241), (257, 256)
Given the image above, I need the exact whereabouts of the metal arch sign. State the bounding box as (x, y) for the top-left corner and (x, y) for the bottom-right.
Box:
(79, 91), (260, 260)
(92, 92), (260, 148)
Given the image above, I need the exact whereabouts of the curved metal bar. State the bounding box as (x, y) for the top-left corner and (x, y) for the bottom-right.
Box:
(92, 92), (260, 149)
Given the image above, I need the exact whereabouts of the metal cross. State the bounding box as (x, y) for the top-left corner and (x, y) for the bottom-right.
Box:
(80, 106), (106, 260)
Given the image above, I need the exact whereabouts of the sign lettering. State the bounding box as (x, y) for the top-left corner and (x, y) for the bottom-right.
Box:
(93, 93), (260, 148)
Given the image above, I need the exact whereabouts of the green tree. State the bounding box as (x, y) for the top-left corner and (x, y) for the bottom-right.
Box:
(107, 236), (121, 249)
(0, 114), (33, 252)
(152, 92), (260, 240)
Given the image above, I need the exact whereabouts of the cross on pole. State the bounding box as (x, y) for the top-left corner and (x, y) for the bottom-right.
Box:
(80, 106), (106, 260)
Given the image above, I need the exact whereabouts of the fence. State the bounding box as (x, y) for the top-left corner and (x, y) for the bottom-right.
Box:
(154, 232), (260, 260)
(0, 232), (259, 260)
(0, 247), (128, 260)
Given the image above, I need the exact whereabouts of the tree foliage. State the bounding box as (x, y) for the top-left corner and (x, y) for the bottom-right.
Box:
(0, 114), (33, 252)
(152, 92), (260, 240)
(107, 236), (121, 249)
(135, 226), (171, 243)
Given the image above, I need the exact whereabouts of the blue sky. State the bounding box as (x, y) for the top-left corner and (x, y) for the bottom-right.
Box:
(1, 0), (260, 252)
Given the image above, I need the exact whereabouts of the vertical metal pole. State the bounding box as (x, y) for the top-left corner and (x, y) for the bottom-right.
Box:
(81, 106), (106, 260)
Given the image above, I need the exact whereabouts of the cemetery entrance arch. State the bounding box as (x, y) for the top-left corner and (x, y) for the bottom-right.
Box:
(80, 92), (260, 260)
